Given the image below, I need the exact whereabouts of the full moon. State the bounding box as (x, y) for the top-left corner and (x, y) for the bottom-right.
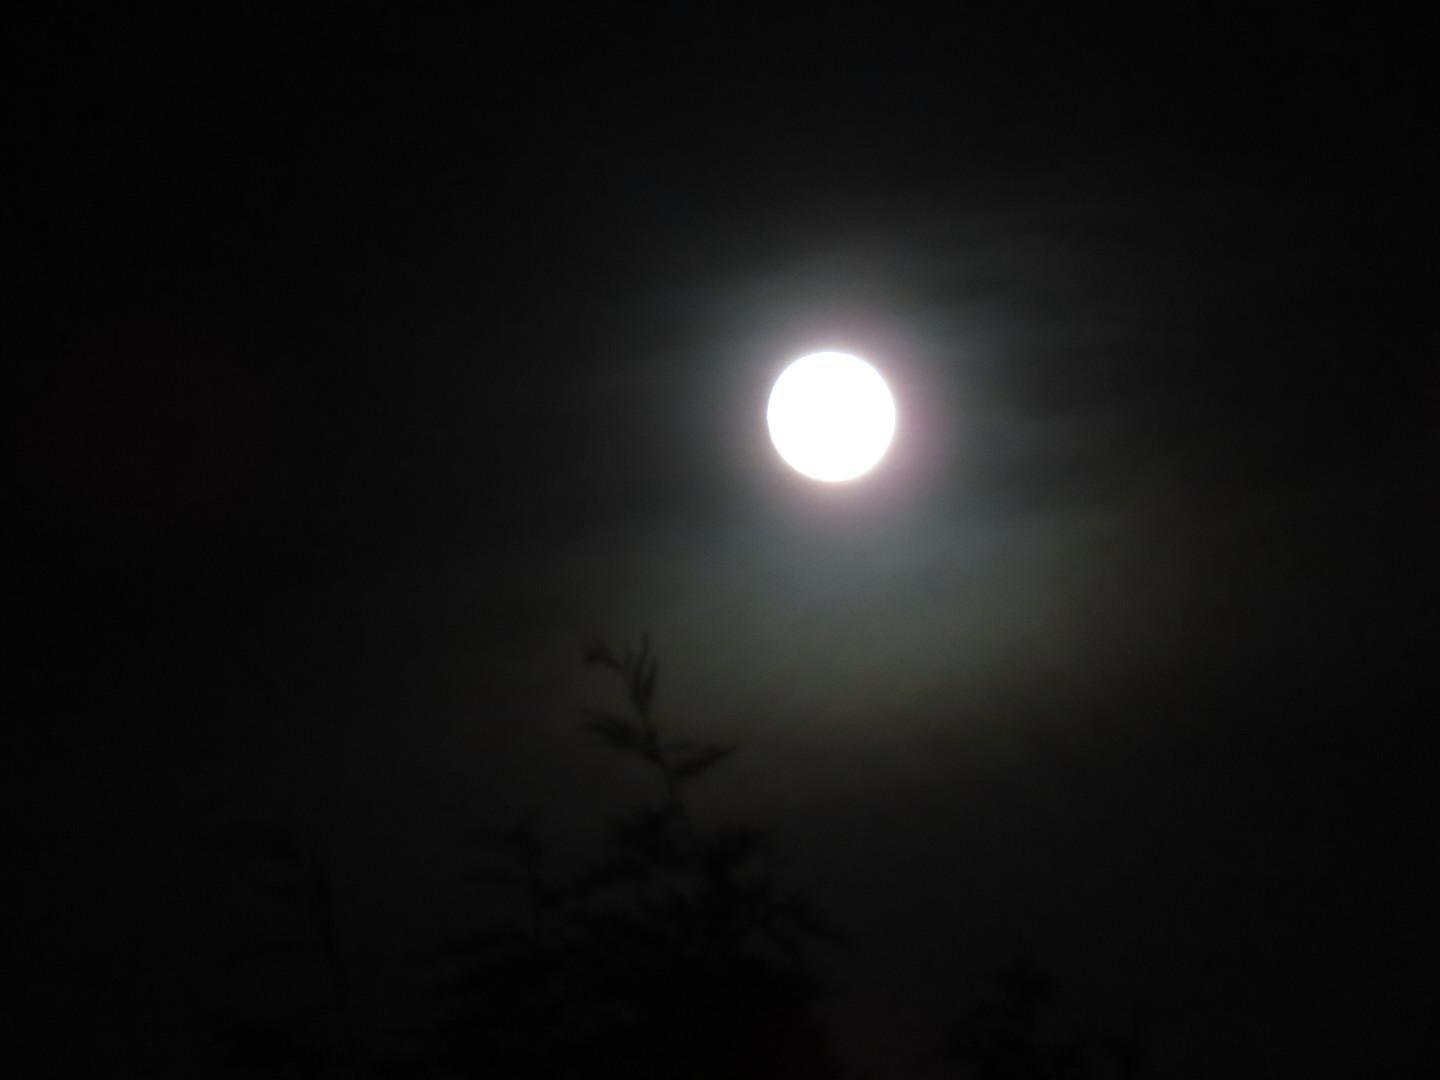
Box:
(767, 351), (897, 482)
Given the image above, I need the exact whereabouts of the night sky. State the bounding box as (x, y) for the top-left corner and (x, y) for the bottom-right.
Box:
(18, 7), (1436, 1077)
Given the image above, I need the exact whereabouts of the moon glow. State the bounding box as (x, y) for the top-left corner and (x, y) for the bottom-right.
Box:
(767, 352), (897, 482)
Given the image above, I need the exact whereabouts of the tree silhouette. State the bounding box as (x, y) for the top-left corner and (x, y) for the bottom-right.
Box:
(436, 635), (847, 1079)
(200, 823), (367, 1078)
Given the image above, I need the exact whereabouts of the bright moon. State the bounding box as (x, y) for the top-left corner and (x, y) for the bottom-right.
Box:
(767, 351), (897, 482)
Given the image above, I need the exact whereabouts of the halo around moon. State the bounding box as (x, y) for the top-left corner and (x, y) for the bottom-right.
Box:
(767, 351), (897, 482)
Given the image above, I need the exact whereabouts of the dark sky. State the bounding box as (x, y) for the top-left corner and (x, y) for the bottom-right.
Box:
(17, 6), (1436, 1077)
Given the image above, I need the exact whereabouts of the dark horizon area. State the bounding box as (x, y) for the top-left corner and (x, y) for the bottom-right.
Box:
(16, 7), (1435, 1077)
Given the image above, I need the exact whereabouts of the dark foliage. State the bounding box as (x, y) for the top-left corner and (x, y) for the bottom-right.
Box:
(201, 824), (367, 1078)
(200, 643), (1144, 1080)
(435, 635), (847, 1079)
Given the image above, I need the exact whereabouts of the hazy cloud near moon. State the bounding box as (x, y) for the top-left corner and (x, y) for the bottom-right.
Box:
(392, 162), (1420, 849)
